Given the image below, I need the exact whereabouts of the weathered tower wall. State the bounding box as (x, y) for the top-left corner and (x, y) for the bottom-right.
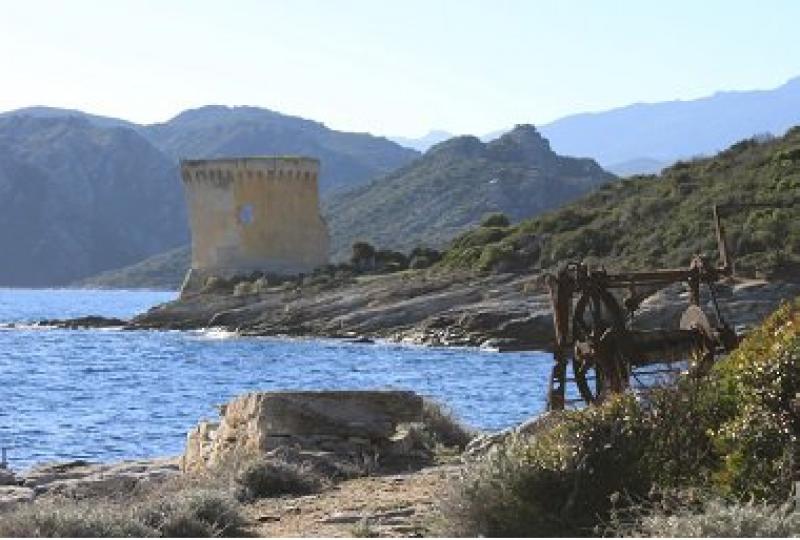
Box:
(180, 157), (329, 295)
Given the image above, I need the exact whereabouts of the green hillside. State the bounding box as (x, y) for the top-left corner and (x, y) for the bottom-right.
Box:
(442, 127), (800, 276)
(325, 125), (615, 259)
(75, 246), (190, 290)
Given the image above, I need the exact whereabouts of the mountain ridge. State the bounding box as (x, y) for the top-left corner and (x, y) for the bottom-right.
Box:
(323, 123), (616, 259)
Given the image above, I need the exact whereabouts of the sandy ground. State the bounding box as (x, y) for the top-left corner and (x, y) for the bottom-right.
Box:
(242, 464), (461, 537)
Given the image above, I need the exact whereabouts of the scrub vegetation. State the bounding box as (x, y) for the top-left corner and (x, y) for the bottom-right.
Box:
(440, 297), (800, 536)
(442, 127), (800, 277)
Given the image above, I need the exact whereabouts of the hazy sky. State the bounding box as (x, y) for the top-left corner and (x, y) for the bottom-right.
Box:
(2, 0), (799, 137)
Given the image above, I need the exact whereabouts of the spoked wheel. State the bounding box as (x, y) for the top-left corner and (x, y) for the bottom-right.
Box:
(571, 286), (633, 405)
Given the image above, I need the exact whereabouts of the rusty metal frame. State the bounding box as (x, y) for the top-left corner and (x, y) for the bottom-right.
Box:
(544, 203), (788, 410)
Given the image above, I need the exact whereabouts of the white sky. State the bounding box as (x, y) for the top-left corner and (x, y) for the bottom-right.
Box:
(1, 0), (799, 137)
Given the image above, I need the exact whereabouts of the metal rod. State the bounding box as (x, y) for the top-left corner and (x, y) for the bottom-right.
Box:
(632, 368), (684, 376)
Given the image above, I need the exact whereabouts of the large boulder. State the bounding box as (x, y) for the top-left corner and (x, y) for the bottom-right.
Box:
(182, 390), (424, 472)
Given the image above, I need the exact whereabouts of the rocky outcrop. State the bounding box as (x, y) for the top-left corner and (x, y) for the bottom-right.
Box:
(132, 267), (800, 355)
(36, 316), (129, 329)
(0, 458), (179, 510)
(631, 279), (800, 332)
(133, 270), (558, 350)
(182, 391), (425, 472)
(463, 411), (564, 460)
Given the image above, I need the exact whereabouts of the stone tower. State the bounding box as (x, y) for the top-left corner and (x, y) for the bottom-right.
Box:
(179, 157), (329, 294)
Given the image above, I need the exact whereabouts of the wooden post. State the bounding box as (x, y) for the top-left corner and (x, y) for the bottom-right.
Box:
(547, 270), (573, 410)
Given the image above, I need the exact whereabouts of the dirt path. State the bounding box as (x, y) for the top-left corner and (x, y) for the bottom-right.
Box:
(243, 464), (461, 537)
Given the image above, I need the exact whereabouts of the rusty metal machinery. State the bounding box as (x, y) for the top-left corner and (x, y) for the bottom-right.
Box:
(545, 203), (785, 410)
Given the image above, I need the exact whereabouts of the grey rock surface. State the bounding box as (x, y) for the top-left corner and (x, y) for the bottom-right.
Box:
(21, 457), (180, 497)
(182, 390), (425, 472)
(133, 268), (799, 355)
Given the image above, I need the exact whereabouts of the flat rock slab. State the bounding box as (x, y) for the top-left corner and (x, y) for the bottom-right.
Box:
(246, 391), (423, 438)
(21, 457), (180, 495)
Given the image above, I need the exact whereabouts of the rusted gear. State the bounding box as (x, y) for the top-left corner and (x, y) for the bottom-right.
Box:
(572, 286), (632, 404)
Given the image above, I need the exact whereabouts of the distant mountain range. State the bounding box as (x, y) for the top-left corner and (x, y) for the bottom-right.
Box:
(390, 76), (800, 176)
(3, 75), (799, 287)
(0, 107), (418, 286)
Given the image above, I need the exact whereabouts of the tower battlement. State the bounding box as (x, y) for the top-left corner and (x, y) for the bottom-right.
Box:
(181, 157), (320, 186)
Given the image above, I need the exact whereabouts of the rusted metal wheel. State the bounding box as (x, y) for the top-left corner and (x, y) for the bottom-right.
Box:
(571, 286), (632, 404)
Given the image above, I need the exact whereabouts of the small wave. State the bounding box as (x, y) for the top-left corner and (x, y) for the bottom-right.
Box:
(0, 322), (57, 331)
(193, 327), (239, 340)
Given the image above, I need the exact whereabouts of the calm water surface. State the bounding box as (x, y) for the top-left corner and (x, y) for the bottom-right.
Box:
(0, 288), (553, 470)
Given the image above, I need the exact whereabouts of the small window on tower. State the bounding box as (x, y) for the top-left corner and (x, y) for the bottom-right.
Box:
(238, 204), (254, 225)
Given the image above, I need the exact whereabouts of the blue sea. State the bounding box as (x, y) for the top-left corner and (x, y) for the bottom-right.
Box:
(0, 288), (553, 470)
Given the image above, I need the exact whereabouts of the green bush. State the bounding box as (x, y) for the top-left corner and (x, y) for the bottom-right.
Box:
(441, 126), (800, 276)
(441, 396), (651, 536)
(408, 246), (442, 269)
(707, 298), (800, 500)
(350, 241), (377, 271)
(477, 243), (521, 271)
(481, 213), (511, 228)
(234, 459), (321, 502)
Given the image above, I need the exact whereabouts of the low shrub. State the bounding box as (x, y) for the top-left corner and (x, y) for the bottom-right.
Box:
(0, 499), (157, 537)
(477, 243), (521, 271)
(480, 213), (511, 228)
(440, 297), (800, 536)
(408, 246), (442, 269)
(234, 459), (321, 502)
(351, 518), (379, 537)
(138, 489), (247, 537)
(606, 493), (800, 537)
(421, 399), (476, 450)
(0, 487), (248, 538)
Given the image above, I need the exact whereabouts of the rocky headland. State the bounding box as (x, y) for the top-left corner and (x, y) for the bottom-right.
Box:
(127, 269), (800, 353)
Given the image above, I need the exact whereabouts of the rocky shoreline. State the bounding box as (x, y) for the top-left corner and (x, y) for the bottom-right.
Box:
(127, 270), (800, 353)
(131, 270), (557, 350)
(25, 270), (800, 354)
(0, 457), (181, 511)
